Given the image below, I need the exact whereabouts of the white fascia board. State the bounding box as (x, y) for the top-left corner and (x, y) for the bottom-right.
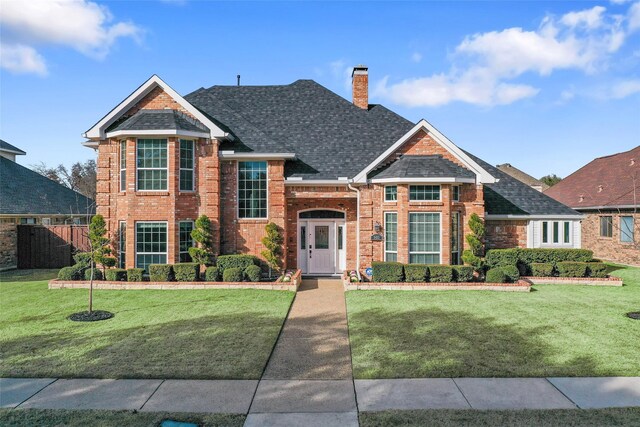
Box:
(353, 119), (496, 184)
(81, 140), (99, 149)
(485, 214), (585, 220)
(83, 75), (227, 140)
(105, 129), (210, 139)
(370, 177), (475, 184)
(0, 148), (26, 155)
(219, 152), (296, 160)
(284, 179), (350, 185)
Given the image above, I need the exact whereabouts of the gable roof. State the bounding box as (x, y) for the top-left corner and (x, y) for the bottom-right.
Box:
(0, 157), (94, 216)
(105, 109), (209, 138)
(545, 146), (640, 209)
(370, 155), (476, 182)
(0, 139), (26, 156)
(496, 163), (548, 191)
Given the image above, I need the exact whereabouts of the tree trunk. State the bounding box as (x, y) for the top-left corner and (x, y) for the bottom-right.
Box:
(89, 264), (94, 314)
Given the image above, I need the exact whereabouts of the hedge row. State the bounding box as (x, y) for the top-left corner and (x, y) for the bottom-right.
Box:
(371, 262), (474, 283)
(529, 261), (608, 278)
(485, 248), (594, 273)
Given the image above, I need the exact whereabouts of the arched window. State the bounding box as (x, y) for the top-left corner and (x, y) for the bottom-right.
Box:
(299, 210), (346, 219)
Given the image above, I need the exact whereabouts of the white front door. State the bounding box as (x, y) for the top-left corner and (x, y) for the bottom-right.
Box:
(308, 221), (335, 274)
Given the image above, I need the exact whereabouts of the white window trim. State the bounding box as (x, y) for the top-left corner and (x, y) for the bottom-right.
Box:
(179, 139), (196, 192)
(408, 212), (442, 264)
(136, 139), (168, 192)
(384, 185), (398, 202)
(134, 221), (168, 269)
(409, 185), (441, 202)
(384, 211), (398, 262)
(237, 160), (269, 220)
(178, 220), (195, 261)
(541, 220), (573, 246)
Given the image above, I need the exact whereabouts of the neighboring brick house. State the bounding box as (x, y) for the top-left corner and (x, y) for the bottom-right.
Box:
(496, 163), (549, 192)
(83, 67), (581, 274)
(545, 146), (640, 265)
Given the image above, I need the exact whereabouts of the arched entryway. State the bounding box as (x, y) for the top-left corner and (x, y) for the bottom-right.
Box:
(297, 209), (346, 275)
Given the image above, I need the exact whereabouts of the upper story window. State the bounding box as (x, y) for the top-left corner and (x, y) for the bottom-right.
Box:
(179, 139), (195, 191)
(600, 216), (613, 238)
(120, 140), (126, 192)
(238, 161), (267, 219)
(137, 139), (168, 191)
(621, 216), (634, 243)
(452, 185), (460, 202)
(409, 185), (440, 201)
(384, 186), (397, 202)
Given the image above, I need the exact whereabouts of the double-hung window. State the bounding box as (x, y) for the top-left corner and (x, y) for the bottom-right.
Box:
(384, 186), (397, 202)
(179, 139), (195, 191)
(384, 212), (398, 262)
(451, 212), (461, 265)
(600, 216), (613, 238)
(452, 186), (460, 202)
(541, 221), (571, 245)
(621, 216), (634, 243)
(120, 140), (126, 192)
(238, 161), (267, 218)
(409, 185), (440, 201)
(137, 139), (168, 191)
(135, 222), (167, 272)
(179, 221), (194, 262)
(118, 221), (126, 268)
(409, 212), (440, 264)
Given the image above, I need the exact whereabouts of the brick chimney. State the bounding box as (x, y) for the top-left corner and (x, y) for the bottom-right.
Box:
(352, 65), (368, 109)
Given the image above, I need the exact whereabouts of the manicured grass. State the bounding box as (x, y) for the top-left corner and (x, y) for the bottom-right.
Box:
(359, 408), (640, 427)
(346, 264), (640, 379)
(0, 269), (294, 379)
(0, 409), (244, 427)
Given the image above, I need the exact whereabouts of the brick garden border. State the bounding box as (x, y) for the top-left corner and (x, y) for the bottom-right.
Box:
(521, 276), (623, 286)
(49, 269), (302, 291)
(343, 272), (531, 292)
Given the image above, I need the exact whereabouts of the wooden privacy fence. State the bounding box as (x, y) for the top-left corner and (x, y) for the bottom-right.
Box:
(17, 225), (90, 269)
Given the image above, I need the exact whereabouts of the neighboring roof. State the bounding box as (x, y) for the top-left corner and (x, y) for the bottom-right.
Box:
(0, 157), (94, 216)
(0, 139), (26, 155)
(106, 109), (209, 134)
(185, 80), (413, 180)
(370, 155), (476, 181)
(545, 146), (640, 209)
(465, 152), (581, 217)
(496, 163), (548, 191)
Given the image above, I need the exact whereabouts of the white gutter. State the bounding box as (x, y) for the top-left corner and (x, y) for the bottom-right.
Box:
(348, 181), (361, 272)
(285, 179), (350, 185)
(219, 151), (296, 160)
(370, 177), (476, 184)
(105, 129), (210, 139)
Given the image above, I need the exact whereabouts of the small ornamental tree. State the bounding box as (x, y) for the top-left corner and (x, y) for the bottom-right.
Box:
(86, 214), (114, 313)
(462, 213), (485, 272)
(188, 215), (215, 267)
(261, 222), (283, 278)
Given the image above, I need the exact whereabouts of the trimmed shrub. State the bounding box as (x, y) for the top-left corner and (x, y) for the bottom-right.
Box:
(205, 266), (221, 282)
(500, 265), (520, 282)
(428, 265), (454, 283)
(101, 257), (117, 268)
(486, 248), (593, 268)
(372, 261), (404, 283)
(223, 267), (244, 282)
(587, 262), (608, 278)
(73, 252), (93, 268)
(216, 255), (258, 273)
(58, 265), (84, 281)
(485, 248), (520, 268)
(531, 262), (555, 277)
(84, 268), (103, 281)
(105, 268), (127, 282)
(149, 264), (174, 282)
(486, 267), (507, 283)
(127, 268), (145, 282)
(404, 264), (429, 282)
(173, 263), (200, 282)
(244, 265), (262, 282)
(556, 262), (589, 278)
(453, 266), (474, 283)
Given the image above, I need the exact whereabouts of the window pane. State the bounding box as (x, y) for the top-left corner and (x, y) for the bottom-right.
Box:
(409, 213), (440, 264)
(118, 222), (126, 268)
(179, 221), (194, 262)
(542, 222), (548, 243)
(300, 226), (306, 249)
(179, 140), (194, 191)
(564, 222), (570, 244)
(553, 222), (559, 243)
(600, 216), (613, 237)
(385, 212), (397, 261)
(314, 226), (329, 249)
(621, 216), (634, 243)
(135, 222), (167, 272)
(238, 161), (267, 218)
(409, 185), (440, 201)
(120, 141), (126, 192)
(452, 186), (460, 202)
(385, 186), (397, 201)
(338, 226), (344, 250)
(137, 139), (167, 190)
(451, 212), (460, 264)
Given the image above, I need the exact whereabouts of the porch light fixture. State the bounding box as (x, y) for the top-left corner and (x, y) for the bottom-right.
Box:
(374, 221), (382, 233)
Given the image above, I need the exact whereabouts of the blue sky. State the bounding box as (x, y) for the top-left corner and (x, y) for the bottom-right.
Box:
(1, 0), (639, 178)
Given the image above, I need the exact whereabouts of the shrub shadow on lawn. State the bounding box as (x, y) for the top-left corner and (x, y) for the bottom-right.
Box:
(349, 307), (598, 379)
(1, 312), (284, 380)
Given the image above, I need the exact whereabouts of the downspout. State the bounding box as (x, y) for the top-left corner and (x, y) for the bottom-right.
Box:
(348, 181), (361, 272)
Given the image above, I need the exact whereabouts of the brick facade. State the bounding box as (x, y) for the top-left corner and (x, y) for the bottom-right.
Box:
(581, 211), (640, 265)
(485, 220), (528, 250)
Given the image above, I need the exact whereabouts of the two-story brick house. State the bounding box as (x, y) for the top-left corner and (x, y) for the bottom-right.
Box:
(83, 66), (582, 274)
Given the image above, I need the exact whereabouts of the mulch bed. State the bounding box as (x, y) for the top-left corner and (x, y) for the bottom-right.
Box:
(68, 310), (114, 322)
(626, 312), (640, 320)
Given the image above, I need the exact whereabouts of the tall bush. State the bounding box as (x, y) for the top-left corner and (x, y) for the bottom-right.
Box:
(84, 215), (115, 313)
(261, 222), (283, 277)
(462, 213), (485, 272)
(188, 215), (215, 267)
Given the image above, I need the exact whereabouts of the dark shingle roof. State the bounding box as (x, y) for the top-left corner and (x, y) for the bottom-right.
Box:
(0, 139), (26, 155)
(106, 109), (209, 134)
(370, 155), (476, 180)
(464, 151), (580, 216)
(185, 80), (413, 179)
(0, 157), (94, 216)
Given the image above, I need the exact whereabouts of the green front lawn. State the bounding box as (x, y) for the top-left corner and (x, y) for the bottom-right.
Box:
(347, 264), (640, 379)
(0, 269), (294, 379)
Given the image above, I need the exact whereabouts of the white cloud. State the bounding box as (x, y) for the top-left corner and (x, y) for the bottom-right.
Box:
(0, 43), (47, 76)
(411, 52), (423, 63)
(0, 0), (142, 75)
(629, 2), (640, 32)
(610, 79), (640, 98)
(329, 59), (354, 92)
(376, 4), (636, 107)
